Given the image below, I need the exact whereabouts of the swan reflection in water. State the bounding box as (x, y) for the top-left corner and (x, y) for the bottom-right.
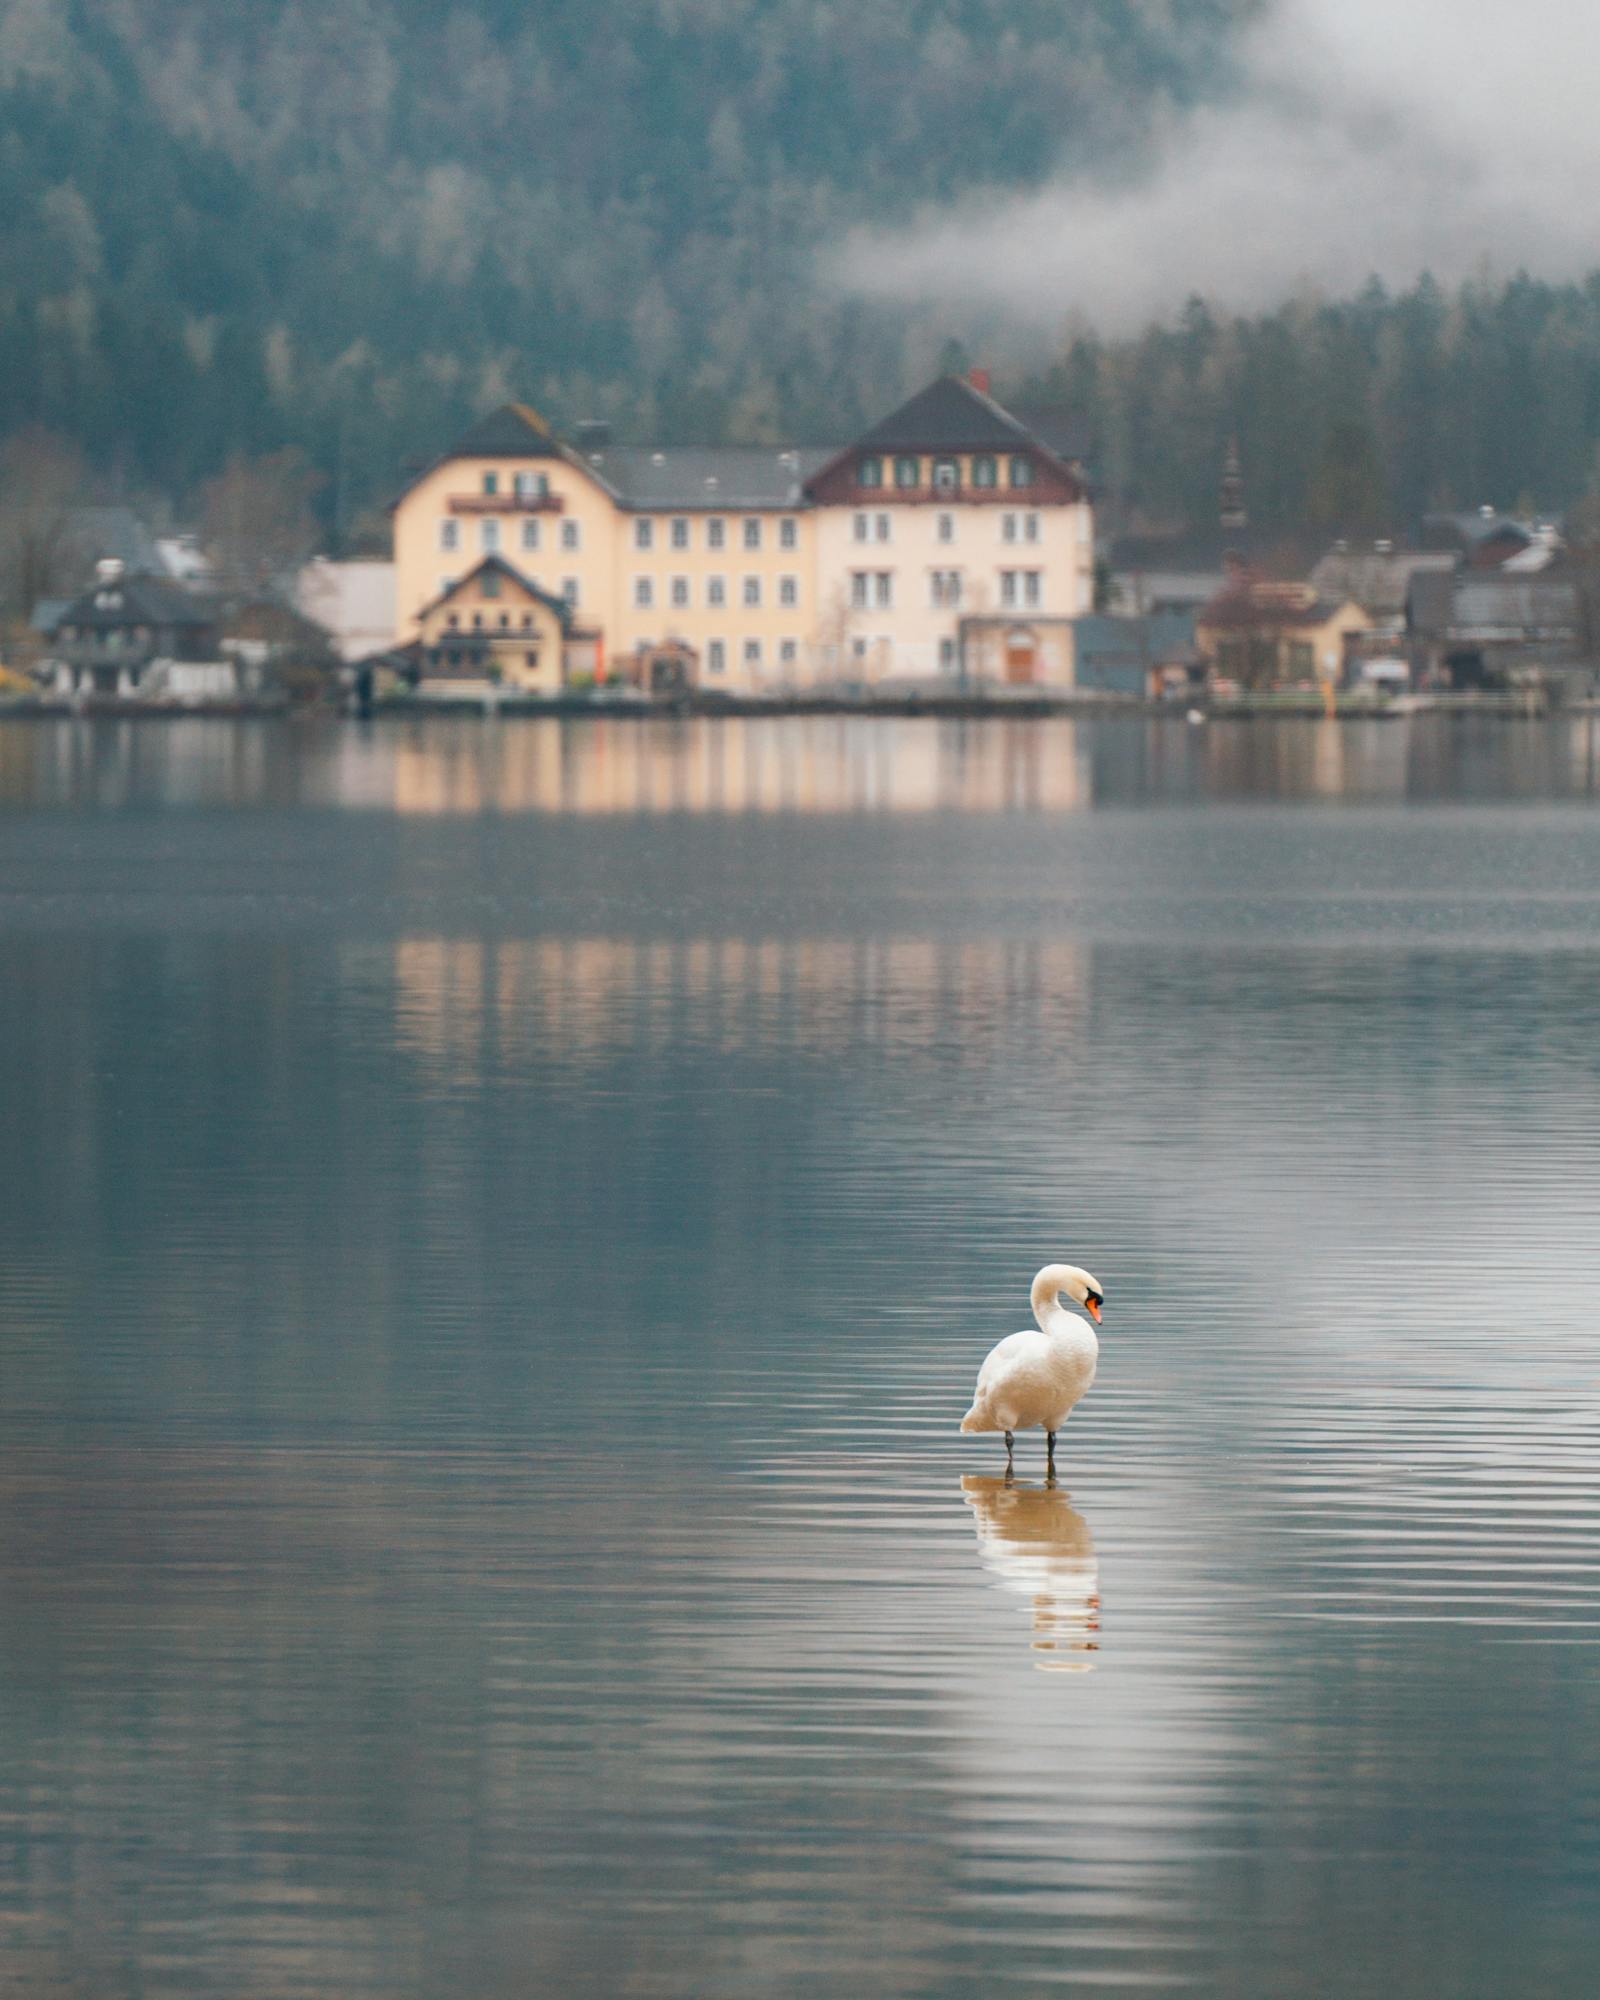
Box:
(961, 1473), (1100, 1671)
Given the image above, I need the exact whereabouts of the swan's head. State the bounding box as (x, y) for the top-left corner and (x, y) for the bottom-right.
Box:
(1032, 1263), (1104, 1324)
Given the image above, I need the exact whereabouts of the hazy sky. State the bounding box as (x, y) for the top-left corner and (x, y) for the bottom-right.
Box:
(838, 0), (1599, 331)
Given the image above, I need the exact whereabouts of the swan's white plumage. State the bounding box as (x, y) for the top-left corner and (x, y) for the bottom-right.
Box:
(960, 1262), (1102, 1439)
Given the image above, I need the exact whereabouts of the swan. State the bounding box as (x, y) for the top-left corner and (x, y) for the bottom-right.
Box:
(959, 1263), (1103, 1467)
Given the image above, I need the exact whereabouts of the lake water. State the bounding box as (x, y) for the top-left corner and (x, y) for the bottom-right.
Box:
(3, 713), (1600, 1996)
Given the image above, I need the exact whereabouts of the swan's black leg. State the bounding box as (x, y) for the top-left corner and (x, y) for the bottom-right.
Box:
(1004, 1430), (1014, 1467)
(1046, 1430), (1057, 1470)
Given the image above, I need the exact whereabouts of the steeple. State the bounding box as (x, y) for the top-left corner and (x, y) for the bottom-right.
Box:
(1220, 436), (1247, 532)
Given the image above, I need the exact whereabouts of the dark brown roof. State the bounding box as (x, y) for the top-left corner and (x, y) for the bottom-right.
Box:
(849, 375), (1039, 454)
(413, 555), (571, 625)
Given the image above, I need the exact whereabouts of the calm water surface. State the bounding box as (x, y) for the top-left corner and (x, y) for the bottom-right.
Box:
(2, 713), (1600, 1996)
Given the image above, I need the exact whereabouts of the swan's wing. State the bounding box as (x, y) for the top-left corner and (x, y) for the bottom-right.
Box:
(974, 1329), (1042, 1395)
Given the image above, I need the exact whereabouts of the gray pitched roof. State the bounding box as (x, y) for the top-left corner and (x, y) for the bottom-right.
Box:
(449, 404), (564, 459)
(58, 572), (216, 629)
(577, 445), (837, 510)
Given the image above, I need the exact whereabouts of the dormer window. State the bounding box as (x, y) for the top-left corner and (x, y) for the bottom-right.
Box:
(858, 456), (884, 489)
(1009, 455), (1034, 488)
(894, 455), (921, 490)
(972, 455), (998, 489)
(933, 457), (960, 492)
(482, 570), (501, 597)
(483, 471), (499, 496)
(514, 470), (546, 500)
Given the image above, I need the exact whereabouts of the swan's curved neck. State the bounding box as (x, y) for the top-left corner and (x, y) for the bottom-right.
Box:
(1032, 1286), (1072, 1333)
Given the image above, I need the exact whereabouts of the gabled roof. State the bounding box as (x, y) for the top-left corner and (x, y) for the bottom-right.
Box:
(849, 375), (1039, 454)
(578, 444), (837, 510)
(58, 572), (217, 629)
(448, 403), (562, 459)
(413, 555), (571, 626)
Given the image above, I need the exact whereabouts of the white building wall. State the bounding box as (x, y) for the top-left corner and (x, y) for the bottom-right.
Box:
(812, 496), (1093, 684)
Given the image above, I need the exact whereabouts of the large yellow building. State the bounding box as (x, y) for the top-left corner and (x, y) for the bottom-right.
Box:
(391, 377), (1094, 693)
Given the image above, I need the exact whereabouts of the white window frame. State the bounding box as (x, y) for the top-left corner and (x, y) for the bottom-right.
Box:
(742, 575), (761, 608)
(439, 518), (460, 552)
(1024, 513), (1040, 543)
(707, 517), (726, 550)
(481, 519), (500, 554)
(1023, 570), (1042, 608)
(634, 576), (654, 609)
(743, 637), (763, 668)
(779, 517), (798, 550)
(707, 576), (727, 608)
(875, 513), (891, 543)
(670, 576), (690, 608)
(562, 577), (579, 607)
(854, 513), (870, 543)
(937, 513), (954, 544)
(873, 571), (892, 609)
(561, 520), (581, 551)
(708, 639), (726, 673)
(778, 575), (798, 608)
(521, 519), (540, 551)
(743, 518), (762, 551)
(635, 518), (654, 551)
(1001, 513), (1018, 544)
(850, 572), (870, 610)
(779, 638), (798, 666)
(670, 517), (690, 550)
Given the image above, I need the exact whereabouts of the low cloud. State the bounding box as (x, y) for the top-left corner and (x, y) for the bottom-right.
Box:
(835, 0), (1600, 331)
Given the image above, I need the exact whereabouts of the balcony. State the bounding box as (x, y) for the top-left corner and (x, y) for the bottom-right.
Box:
(448, 490), (566, 515)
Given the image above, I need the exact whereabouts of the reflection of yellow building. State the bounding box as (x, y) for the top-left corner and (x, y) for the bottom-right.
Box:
(962, 1474), (1100, 1671)
(391, 378), (1093, 693)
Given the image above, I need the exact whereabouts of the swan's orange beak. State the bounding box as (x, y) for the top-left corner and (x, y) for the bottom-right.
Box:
(1085, 1296), (1102, 1324)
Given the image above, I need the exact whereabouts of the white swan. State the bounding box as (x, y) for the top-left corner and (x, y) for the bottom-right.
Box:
(959, 1263), (1103, 1467)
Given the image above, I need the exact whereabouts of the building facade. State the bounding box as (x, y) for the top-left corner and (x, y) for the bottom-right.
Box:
(390, 376), (1093, 692)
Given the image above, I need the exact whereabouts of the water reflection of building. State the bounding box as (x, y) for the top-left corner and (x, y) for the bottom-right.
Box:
(962, 1473), (1100, 1671)
(385, 716), (1090, 816)
(389, 935), (1090, 1073)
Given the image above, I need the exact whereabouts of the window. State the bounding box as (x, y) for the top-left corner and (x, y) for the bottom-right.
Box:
(875, 514), (891, 543)
(708, 576), (726, 607)
(1024, 571), (1041, 607)
(708, 639), (726, 674)
(858, 455), (884, 489)
(937, 513), (954, 544)
(1024, 513), (1040, 543)
(780, 638), (798, 666)
(481, 569), (501, 597)
(634, 577), (654, 609)
(850, 572), (870, 609)
(514, 471), (545, 500)
(439, 577), (453, 599)
(894, 454), (920, 490)
(446, 613), (459, 630)
(930, 570), (962, 609)
(707, 517), (726, 549)
(854, 513), (869, 543)
(743, 518), (761, 550)
(743, 638), (762, 668)
(562, 578), (579, 607)
(1010, 455), (1034, 488)
(522, 613), (534, 630)
(972, 455), (998, 489)
(779, 517), (798, 550)
(933, 456), (960, 492)
(561, 520), (580, 551)
(471, 612), (483, 629)
(668, 576), (689, 608)
(525, 650), (540, 670)
(498, 612), (510, 629)
(482, 471), (499, 496)
(1000, 570), (1018, 608)
(440, 518), (460, 552)
(635, 518), (654, 551)
(743, 576), (761, 607)
(779, 575), (798, 608)
(852, 636), (868, 659)
(482, 519), (500, 553)
(521, 519), (540, 551)
(1001, 513), (1017, 543)
(874, 571), (893, 608)
(939, 636), (957, 672)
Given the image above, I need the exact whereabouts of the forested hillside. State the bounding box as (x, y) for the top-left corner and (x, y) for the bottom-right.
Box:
(0, 0), (1251, 529)
(7, 0), (1600, 547)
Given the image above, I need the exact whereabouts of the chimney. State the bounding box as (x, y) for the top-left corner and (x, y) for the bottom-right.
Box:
(968, 367), (992, 395)
(574, 419), (612, 450)
(95, 557), (125, 584)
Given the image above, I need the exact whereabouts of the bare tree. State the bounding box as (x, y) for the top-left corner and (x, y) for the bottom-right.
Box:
(199, 449), (324, 598)
(0, 428), (89, 623)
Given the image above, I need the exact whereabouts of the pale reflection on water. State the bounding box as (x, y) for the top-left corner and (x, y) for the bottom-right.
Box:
(963, 1475), (1101, 1671)
(2, 716), (1600, 1997)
